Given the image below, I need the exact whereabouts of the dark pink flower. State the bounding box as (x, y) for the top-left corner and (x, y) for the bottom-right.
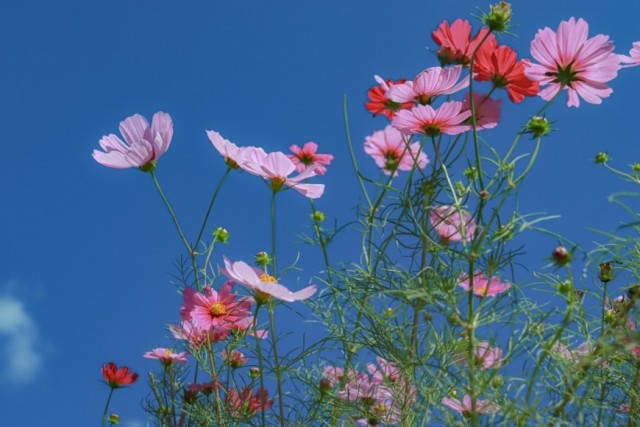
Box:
(432, 19), (498, 66)
(221, 350), (248, 368)
(364, 125), (429, 176)
(225, 388), (273, 417)
(288, 142), (334, 175)
(101, 362), (139, 389)
(461, 92), (502, 130)
(143, 348), (189, 365)
(169, 320), (230, 349)
(365, 76), (413, 119)
(442, 395), (500, 416)
(180, 282), (252, 331)
(458, 272), (511, 298)
(93, 112), (173, 171)
(430, 205), (476, 243)
(525, 18), (621, 107)
(392, 101), (471, 136)
(386, 65), (469, 105)
(221, 257), (317, 302)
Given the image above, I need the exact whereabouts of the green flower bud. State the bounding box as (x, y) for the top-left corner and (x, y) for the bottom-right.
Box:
(523, 116), (552, 138)
(594, 152), (610, 164)
(599, 262), (614, 283)
(632, 163), (640, 173)
(311, 211), (326, 223)
(108, 413), (120, 425)
(255, 251), (271, 268)
(483, 2), (512, 33)
(213, 227), (229, 243)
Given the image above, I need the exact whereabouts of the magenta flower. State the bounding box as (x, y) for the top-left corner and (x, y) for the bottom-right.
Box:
(430, 205), (476, 243)
(442, 395), (500, 416)
(364, 125), (429, 176)
(220, 257), (317, 302)
(143, 348), (189, 365)
(180, 282), (253, 331)
(169, 320), (230, 349)
(461, 93), (502, 130)
(621, 41), (640, 67)
(93, 112), (173, 171)
(392, 101), (471, 136)
(386, 65), (469, 105)
(225, 388), (273, 417)
(288, 142), (334, 175)
(240, 150), (324, 199)
(458, 272), (511, 297)
(525, 18), (621, 107)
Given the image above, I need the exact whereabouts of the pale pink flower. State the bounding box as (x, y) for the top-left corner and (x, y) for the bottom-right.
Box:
(143, 348), (189, 365)
(461, 93), (502, 130)
(386, 65), (469, 105)
(229, 316), (268, 339)
(169, 320), (230, 349)
(525, 18), (621, 107)
(366, 357), (401, 384)
(430, 205), (476, 243)
(322, 366), (355, 387)
(239, 150), (324, 198)
(618, 403), (630, 413)
(458, 272), (511, 297)
(180, 282), (252, 331)
(392, 101), (471, 136)
(364, 125), (429, 176)
(621, 41), (640, 67)
(93, 112), (173, 171)
(225, 388), (273, 417)
(206, 130), (253, 169)
(457, 342), (504, 369)
(220, 257), (317, 302)
(221, 350), (248, 368)
(442, 395), (500, 416)
(288, 142), (334, 175)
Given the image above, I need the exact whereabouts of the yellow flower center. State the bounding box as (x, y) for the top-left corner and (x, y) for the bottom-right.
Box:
(209, 302), (227, 317)
(259, 273), (277, 283)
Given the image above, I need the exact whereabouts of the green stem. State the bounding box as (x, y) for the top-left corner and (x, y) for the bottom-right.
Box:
(102, 387), (115, 427)
(194, 167), (231, 251)
(253, 304), (267, 427)
(268, 302), (286, 427)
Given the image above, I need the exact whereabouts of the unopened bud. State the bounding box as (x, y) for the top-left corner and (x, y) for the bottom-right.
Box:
(311, 210), (326, 223)
(558, 280), (572, 294)
(483, 2), (512, 33)
(213, 227), (229, 243)
(552, 246), (571, 266)
(594, 152), (610, 164)
(255, 251), (271, 268)
(249, 367), (261, 379)
(632, 163), (640, 173)
(319, 379), (332, 393)
(108, 413), (120, 425)
(491, 375), (505, 389)
(523, 116), (551, 138)
(599, 262), (614, 283)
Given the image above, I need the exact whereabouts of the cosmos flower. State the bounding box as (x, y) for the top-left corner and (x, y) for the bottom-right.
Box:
(169, 320), (231, 349)
(239, 150), (325, 199)
(457, 272), (511, 297)
(365, 76), (413, 119)
(225, 388), (273, 417)
(460, 93), (502, 130)
(432, 19), (498, 66)
(93, 112), (173, 171)
(364, 125), (429, 176)
(524, 18), (621, 107)
(442, 395), (500, 416)
(221, 350), (248, 368)
(101, 362), (139, 389)
(392, 101), (471, 137)
(220, 257), (317, 302)
(206, 130), (252, 169)
(180, 282), (253, 331)
(288, 142), (334, 175)
(386, 65), (469, 105)
(621, 41), (640, 67)
(456, 342), (504, 369)
(143, 348), (189, 365)
(430, 205), (476, 243)
(474, 45), (539, 103)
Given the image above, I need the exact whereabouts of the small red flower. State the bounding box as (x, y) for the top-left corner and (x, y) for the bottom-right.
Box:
(432, 19), (497, 66)
(365, 76), (413, 119)
(474, 45), (539, 103)
(101, 362), (139, 389)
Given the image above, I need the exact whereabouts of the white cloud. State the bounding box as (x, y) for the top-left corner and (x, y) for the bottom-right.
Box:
(0, 294), (42, 384)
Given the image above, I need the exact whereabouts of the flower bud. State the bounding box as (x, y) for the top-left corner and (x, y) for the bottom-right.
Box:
(463, 167), (479, 180)
(483, 1), (512, 32)
(213, 227), (229, 243)
(557, 280), (572, 294)
(255, 251), (271, 268)
(108, 413), (120, 425)
(490, 375), (505, 389)
(552, 246), (571, 266)
(319, 378), (332, 394)
(523, 116), (552, 138)
(249, 367), (261, 379)
(632, 163), (640, 173)
(594, 152), (610, 164)
(599, 262), (614, 283)
(311, 210), (326, 223)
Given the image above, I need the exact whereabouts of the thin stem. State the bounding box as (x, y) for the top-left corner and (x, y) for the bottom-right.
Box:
(343, 95), (372, 210)
(102, 388), (115, 427)
(253, 304), (267, 427)
(268, 302), (286, 427)
(194, 167), (231, 250)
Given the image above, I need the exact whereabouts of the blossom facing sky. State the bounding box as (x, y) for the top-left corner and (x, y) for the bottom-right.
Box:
(442, 395), (500, 416)
(365, 76), (413, 119)
(431, 19), (498, 66)
(392, 101), (471, 137)
(621, 41), (640, 67)
(474, 45), (539, 103)
(93, 112), (173, 171)
(460, 93), (502, 130)
(207, 130), (248, 169)
(220, 257), (317, 302)
(386, 65), (469, 105)
(524, 17), (621, 107)
(458, 272), (512, 297)
(143, 348), (189, 365)
(101, 362), (139, 389)
(363, 125), (429, 176)
(288, 142), (334, 175)
(430, 205), (476, 243)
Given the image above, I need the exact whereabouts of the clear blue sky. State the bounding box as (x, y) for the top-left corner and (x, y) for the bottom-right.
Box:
(1, 1), (639, 425)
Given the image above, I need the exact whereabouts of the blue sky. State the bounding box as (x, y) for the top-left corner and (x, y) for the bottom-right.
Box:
(1, 1), (640, 425)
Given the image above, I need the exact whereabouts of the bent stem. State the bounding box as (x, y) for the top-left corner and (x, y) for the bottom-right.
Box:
(194, 167), (231, 250)
(102, 388), (115, 427)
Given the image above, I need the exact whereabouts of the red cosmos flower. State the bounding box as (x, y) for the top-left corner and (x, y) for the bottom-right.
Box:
(101, 362), (139, 389)
(365, 76), (413, 119)
(474, 45), (539, 103)
(432, 19), (497, 66)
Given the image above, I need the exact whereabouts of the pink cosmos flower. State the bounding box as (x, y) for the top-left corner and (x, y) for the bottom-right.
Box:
(221, 350), (248, 368)
(442, 395), (500, 416)
(430, 205), (476, 243)
(621, 41), (640, 67)
(143, 348), (189, 365)
(220, 257), (317, 302)
(288, 142), (334, 175)
(392, 101), (471, 136)
(364, 125), (429, 176)
(206, 130), (252, 169)
(180, 282), (253, 331)
(93, 112), (173, 171)
(458, 272), (511, 297)
(322, 366), (355, 387)
(461, 93), (502, 130)
(432, 19), (498, 66)
(169, 320), (230, 349)
(228, 316), (268, 339)
(225, 388), (273, 417)
(457, 342), (504, 369)
(386, 65), (469, 105)
(366, 357), (401, 384)
(365, 76), (414, 119)
(524, 18), (621, 107)
(338, 373), (401, 426)
(239, 150), (324, 199)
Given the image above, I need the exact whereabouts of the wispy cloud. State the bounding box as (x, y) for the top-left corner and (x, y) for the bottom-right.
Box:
(0, 291), (42, 384)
